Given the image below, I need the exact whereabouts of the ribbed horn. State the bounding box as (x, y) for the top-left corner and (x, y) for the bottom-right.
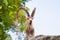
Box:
(31, 8), (36, 17)
(16, 7), (30, 19)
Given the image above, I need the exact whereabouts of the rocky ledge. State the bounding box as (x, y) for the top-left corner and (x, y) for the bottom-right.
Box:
(34, 35), (60, 40)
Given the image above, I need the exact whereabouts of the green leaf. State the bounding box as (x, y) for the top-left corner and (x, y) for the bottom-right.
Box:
(3, 0), (8, 6)
(0, 5), (2, 9)
(0, 26), (3, 35)
(0, 0), (30, 39)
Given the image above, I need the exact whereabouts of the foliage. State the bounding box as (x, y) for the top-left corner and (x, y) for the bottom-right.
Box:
(0, 0), (30, 40)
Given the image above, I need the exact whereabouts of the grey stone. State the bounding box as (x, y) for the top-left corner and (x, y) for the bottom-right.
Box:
(25, 35), (60, 40)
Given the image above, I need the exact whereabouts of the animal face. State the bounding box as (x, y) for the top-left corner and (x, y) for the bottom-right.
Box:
(26, 16), (33, 25)
(26, 8), (36, 25)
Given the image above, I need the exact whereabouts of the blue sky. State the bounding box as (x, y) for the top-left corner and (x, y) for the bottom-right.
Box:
(26, 0), (60, 36)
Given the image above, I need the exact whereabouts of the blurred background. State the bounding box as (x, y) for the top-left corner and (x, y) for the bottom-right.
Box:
(0, 0), (60, 40)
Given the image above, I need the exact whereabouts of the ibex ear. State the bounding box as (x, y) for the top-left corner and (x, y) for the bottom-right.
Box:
(31, 8), (36, 17)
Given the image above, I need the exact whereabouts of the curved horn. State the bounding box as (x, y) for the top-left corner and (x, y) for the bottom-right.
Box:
(31, 8), (36, 17)
(16, 7), (30, 19)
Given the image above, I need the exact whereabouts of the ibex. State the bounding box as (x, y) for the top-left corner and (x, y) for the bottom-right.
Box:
(16, 7), (36, 40)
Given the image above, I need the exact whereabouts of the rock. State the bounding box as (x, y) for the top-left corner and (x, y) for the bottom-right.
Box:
(25, 35), (60, 40)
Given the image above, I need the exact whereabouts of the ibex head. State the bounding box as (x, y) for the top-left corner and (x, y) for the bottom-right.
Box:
(26, 8), (36, 25)
(25, 8), (36, 39)
(25, 8), (36, 40)
(16, 7), (36, 38)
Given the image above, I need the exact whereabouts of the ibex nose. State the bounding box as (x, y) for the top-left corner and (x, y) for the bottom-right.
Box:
(30, 20), (32, 25)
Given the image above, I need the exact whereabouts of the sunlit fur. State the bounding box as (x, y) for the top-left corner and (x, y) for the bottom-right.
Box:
(25, 8), (36, 40)
(26, 17), (34, 36)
